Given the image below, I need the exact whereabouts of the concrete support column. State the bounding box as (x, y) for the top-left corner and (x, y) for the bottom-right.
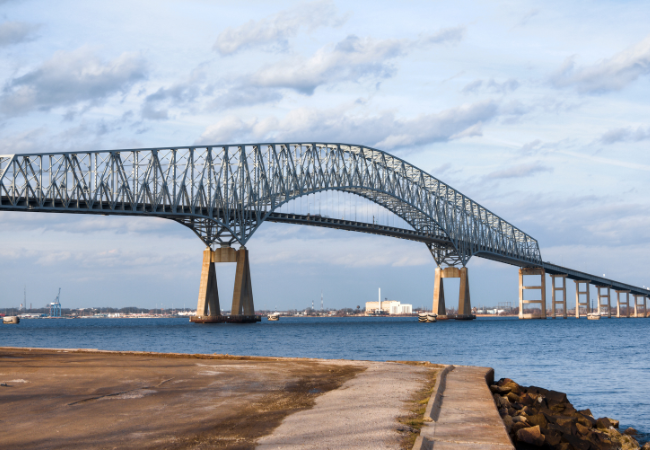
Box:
(431, 267), (474, 320)
(633, 295), (645, 318)
(458, 267), (472, 318)
(615, 290), (630, 318)
(232, 247), (255, 315)
(574, 280), (590, 318)
(518, 268), (546, 319)
(432, 267), (447, 318)
(597, 286), (612, 318)
(551, 274), (567, 319)
(196, 248), (221, 318)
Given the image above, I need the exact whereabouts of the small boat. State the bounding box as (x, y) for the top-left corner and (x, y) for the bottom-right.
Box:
(418, 312), (437, 323)
(587, 313), (600, 320)
(3, 316), (20, 324)
(267, 312), (280, 321)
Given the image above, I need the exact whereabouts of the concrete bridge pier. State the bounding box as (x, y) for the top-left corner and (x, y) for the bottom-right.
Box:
(432, 267), (474, 320)
(196, 248), (221, 317)
(518, 268), (546, 319)
(615, 290), (630, 318)
(191, 247), (260, 324)
(633, 295), (646, 318)
(597, 286), (612, 318)
(550, 274), (567, 318)
(574, 280), (590, 318)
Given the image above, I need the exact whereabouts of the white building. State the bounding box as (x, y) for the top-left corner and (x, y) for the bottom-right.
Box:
(365, 300), (412, 315)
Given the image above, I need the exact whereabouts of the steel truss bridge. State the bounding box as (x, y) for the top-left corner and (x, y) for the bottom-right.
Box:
(1, 143), (648, 316)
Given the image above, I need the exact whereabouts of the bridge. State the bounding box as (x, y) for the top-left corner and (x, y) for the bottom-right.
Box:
(0, 143), (647, 321)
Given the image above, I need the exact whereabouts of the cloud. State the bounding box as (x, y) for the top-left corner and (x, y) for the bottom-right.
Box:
(420, 26), (465, 45)
(519, 139), (543, 154)
(196, 100), (501, 150)
(599, 125), (650, 144)
(462, 78), (520, 94)
(0, 47), (147, 115)
(0, 21), (40, 46)
(550, 35), (650, 93)
(249, 35), (408, 95)
(485, 162), (552, 180)
(213, 0), (346, 56)
(249, 30), (465, 95)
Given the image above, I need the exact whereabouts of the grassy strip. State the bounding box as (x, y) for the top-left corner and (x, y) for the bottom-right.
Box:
(394, 362), (440, 450)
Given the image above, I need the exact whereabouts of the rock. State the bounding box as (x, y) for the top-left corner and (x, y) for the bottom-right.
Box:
(561, 432), (592, 450)
(556, 417), (577, 429)
(596, 417), (612, 429)
(512, 416), (528, 424)
(640, 443), (650, 450)
(519, 406), (534, 416)
(544, 429), (562, 446)
(498, 407), (507, 417)
(512, 421), (529, 434)
(576, 413), (597, 427)
(507, 407), (516, 416)
(579, 408), (594, 417)
(506, 392), (521, 404)
(516, 425), (545, 446)
(490, 384), (499, 393)
(502, 415), (513, 432)
(608, 418), (619, 428)
(520, 393), (536, 406)
(623, 427), (637, 436)
(576, 422), (592, 436)
(618, 435), (641, 450)
(497, 378), (524, 395)
(546, 389), (569, 406)
(527, 413), (548, 429)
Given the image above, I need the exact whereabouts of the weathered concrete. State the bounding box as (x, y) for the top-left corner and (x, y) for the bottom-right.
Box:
(257, 361), (434, 450)
(0, 347), (362, 450)
(551, 274), (567, 319)
(196, 247), (220, 317)
(519, 268), (546, 319)
(597, 286), (612, 318)
(417, 366), (514, 450)
(192, 246), (255, 321)
(575, 280), (590, 318)
(616, 289), (631, 318)
(433, 267), (473, 320)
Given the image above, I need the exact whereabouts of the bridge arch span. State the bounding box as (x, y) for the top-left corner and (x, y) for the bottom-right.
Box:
(0, 143), (541, 267)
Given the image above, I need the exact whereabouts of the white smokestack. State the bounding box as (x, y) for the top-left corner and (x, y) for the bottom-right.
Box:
(378, 288), (381, 312)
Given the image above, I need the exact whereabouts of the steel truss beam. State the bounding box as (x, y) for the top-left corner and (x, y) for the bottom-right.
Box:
(0, 143), (542, 267)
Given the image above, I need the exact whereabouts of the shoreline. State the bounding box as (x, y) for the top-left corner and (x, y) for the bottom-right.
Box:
(1, 346), (646, 449)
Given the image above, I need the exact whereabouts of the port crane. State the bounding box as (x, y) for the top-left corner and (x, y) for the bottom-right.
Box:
(49, 288), (62, 317)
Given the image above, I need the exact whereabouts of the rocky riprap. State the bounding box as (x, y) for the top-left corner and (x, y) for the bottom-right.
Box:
(492, 378), (648, 450)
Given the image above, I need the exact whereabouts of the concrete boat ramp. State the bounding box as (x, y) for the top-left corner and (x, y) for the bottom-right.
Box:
(0, 347), (512, 449)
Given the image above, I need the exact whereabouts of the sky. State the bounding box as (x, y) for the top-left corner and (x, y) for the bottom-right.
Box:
(0, 0), (649, 311)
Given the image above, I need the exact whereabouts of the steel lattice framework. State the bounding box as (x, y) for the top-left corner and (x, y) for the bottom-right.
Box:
(0, 143), (542, 267)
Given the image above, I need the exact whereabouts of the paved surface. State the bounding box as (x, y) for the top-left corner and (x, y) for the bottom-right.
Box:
(257, 361), (433, 450)
(0, 347), (363, 450)
(419, 366), (514, 450)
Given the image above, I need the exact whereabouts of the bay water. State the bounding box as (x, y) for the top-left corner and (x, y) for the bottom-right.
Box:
(2, 316), (649, 442)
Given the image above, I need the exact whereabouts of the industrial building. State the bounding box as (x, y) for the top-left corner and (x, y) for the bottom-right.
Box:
(366, 289), (413, 315)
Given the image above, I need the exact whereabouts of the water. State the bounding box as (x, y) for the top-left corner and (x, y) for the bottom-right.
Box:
(2, 316), (649, 441)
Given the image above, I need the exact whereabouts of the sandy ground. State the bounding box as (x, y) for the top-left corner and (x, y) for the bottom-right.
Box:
(257, 361), (435, 450)
(0, 348), (434, 450)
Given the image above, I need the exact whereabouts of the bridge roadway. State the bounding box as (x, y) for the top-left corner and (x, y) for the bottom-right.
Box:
(267, 212), (650, 297)
(1, 192), (648, 304)
(1, 143), (648, 320)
